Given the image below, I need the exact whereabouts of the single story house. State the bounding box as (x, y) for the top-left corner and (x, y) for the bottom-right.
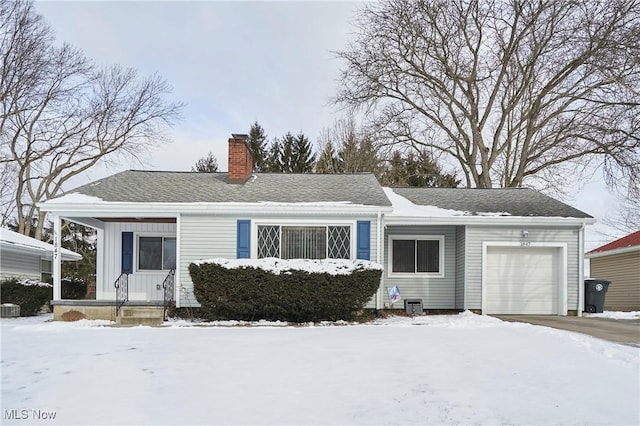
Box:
(586, 231), (640, 311)
(39, 134), (594, 322)
(0, 227), (82, 282)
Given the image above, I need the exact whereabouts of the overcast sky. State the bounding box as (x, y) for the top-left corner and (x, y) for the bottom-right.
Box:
(34, 0), (621, 250)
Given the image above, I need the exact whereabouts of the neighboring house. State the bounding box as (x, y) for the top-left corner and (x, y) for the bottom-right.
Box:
(39, 134), (594, 321)
(586, 231), (640, 311)
(0, 228), (82, 282)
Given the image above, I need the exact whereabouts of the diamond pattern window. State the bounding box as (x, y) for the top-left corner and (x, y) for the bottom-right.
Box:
(257, 225), (352, 260)
(258, 226), (280, 258)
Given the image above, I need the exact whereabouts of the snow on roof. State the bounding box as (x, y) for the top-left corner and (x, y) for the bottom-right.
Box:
(194, 257), (383, 276)
(0, 228), (82, 261)
(45, 192), (105, 204)
(383, 187), (467, 217)
(588, 230), (640, 255)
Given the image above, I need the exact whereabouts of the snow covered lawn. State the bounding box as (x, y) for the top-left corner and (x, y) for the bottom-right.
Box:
(1, 312), (638, 425)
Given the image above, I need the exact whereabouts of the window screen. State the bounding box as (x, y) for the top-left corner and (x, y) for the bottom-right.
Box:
(392, 238), (441, 273)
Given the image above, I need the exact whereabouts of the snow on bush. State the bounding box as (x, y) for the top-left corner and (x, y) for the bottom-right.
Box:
(189, 258), (382, 322)
(194, 257), (383, 275)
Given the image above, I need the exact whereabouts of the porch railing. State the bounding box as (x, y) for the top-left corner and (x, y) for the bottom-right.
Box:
(162, 269), (176, 321)
(114, 272), (129, 316)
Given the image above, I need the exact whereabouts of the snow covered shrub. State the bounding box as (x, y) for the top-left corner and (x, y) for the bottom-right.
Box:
(61, 278), (87, 300)
(189, 258), (382, 322)
(0, 278), (52, 316)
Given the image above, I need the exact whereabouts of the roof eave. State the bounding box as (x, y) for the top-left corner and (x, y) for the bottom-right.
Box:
(585, 245), (640, 259)
(38, 201), (392, 216)
(384, 215), (595, 226)
(0, 241), (82, 261)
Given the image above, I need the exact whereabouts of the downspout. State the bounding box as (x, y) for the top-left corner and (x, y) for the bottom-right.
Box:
(175, 213), (181, 308)
(578, 223), (585, 317)
(376, 208), (383, 310)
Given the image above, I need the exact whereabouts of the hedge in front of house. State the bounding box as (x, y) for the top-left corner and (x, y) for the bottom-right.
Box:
(0, 278), (52, 316)
(61, 278), (87, 300)
(189, 261), (381, 322)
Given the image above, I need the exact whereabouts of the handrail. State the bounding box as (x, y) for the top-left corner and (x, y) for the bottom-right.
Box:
(114, 272), (129, 316)
(162, 269), (176, 321)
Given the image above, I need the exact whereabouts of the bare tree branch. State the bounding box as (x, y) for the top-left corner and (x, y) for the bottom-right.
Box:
(334, 0), (640, 199)
(0, 0), (184, 238)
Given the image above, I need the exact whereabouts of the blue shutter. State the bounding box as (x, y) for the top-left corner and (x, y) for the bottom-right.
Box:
(356, 221), (371, 260)
(237, 220), (251, 259)
(121, 232), (133, 274)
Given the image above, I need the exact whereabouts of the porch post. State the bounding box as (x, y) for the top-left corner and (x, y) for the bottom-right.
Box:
(52, 214), (62, 300)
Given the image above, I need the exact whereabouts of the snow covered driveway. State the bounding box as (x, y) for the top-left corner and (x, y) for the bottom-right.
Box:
(1, 312), (638, 425)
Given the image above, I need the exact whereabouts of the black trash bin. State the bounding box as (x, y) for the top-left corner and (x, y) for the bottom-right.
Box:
(584, 279), (610, 313)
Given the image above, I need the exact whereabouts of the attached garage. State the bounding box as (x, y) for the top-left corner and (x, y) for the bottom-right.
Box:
(484, 244), (566, 315)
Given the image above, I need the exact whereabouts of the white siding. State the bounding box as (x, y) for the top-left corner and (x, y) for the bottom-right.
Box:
(464, 226), (581, 312)
(179, 213), (380, 308)
(99, 222), (176, 301)
(179, 215), (236, 307)
(382, 225), (457, 309)
(0, 249), (42, 281)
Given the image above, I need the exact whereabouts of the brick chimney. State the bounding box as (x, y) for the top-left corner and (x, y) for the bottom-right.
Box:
(227, 134), (254, 183)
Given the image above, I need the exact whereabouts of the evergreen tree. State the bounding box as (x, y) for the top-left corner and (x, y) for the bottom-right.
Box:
(291, 133), (316, 173)
(192, 152), (219, 173)
(60, 221), (97, 287)
(315, 117), (382, 175)
(280, 133), (296, 173)
(248, 122), (268, 172)
(380, 150), (460, 188)
(266, 139), (284, 172)
(316, 142), (340, 174)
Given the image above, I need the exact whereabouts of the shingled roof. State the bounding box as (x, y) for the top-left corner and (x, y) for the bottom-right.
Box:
(391, 187), (592, 218)
(52, 171), (391, 206)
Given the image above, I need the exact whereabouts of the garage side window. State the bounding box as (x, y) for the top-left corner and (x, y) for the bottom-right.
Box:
(138, 236), (176, 271)
(390, 236), (443, 275)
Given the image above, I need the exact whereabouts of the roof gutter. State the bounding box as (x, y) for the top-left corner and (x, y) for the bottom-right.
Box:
(38, 201), (393, 217)
(384, 215), (596, 227)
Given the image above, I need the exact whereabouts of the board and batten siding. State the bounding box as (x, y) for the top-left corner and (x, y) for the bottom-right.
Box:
(463, 226), (581, 311)
(590, 251), (640, 311)
(179, 213), (380, 308)
(382, 225), (457, 309)
(0, 250), (42, 281)
(98, 222), (176, 301)
(455, 226), (466, 309)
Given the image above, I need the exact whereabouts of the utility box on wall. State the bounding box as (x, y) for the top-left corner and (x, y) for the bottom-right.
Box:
(404, 299), (423, 315)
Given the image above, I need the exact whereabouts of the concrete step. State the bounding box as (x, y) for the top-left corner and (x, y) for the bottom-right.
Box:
(116, 306), (164, 326)
(116, 316), (164, 326)
(119, 307), (164, 318)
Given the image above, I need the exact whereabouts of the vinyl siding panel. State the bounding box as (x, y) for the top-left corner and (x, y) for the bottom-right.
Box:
(591, 251), (640, 311)
(464, 226), (581, 312)
(382, 225), (457, 309)
(455, 226), (466, 309)
(99, 222), (176, 301)
(179, 215), (237, 307)
(0, 249), (42, 280)
(179, 213), (380, 308)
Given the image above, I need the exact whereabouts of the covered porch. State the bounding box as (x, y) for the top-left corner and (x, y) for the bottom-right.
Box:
(46, 211), (179, 323)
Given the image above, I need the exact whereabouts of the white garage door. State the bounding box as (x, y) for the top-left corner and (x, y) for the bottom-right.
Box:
(485, 246), (560, 314)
